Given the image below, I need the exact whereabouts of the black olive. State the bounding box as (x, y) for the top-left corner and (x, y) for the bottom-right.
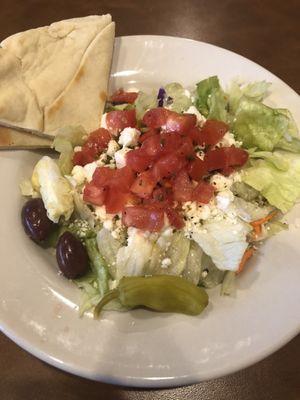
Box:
(56, 232), (89, 279)
(21, 198), (55, 242)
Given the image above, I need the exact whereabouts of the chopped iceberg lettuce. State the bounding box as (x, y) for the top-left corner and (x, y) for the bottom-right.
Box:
(248, 148), (289, 171)
(227, 80), (271, 113)
(182, 241), (203, 285)
(115, 228), (153, 280)
(198, 253), (225, 288)
(194, 76), (228, 121)
(97, 228), (122, 279)
(232, 99), (294, 151)
(191, 215), (251, 271)
(242, 152), (300, 213)
(134, 91), (158, 119)
(164, 82), (192, 112)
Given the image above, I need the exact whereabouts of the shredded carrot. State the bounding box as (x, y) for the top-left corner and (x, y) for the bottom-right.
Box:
(237, 247), (255, 274)
(250, 211), (277, 227)
(250, 211), (277, 239)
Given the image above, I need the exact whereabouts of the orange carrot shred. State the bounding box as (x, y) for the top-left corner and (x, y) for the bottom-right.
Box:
(237, 247), (255, 274)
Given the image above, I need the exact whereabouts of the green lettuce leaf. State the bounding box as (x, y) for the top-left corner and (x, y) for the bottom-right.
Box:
(134, 91), (158, 119)
(242, 152), (300, 213)
(232, 99), (294, 151)
(194, 76), (228, 121)
(165, 82), (192, 112)
(248, 148), (289, 171)
(227, 80), (271, 113)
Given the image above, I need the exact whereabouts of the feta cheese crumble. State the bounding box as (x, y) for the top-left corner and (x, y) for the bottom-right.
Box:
(118, 127), (141, 147)
(186, 105), (206, 126)
(114, 147), (131, 168)
(106, 140), (120, 157)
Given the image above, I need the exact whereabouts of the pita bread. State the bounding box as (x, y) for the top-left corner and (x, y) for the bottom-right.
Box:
(0, 125), (52, 149)
(0, 14), (115, 139)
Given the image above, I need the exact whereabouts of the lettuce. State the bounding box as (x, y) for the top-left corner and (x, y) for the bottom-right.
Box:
(248, 149), (289, 171)
(232, 99), (294, 151)
(194, 76), (228, 121)
(242, 152), (300, 213)
(164, 82), (192, 112)
(134, 91), (158, 119)
(227, 80), (271, 113)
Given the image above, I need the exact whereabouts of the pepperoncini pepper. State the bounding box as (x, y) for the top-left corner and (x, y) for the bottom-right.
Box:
(94, 275), (209, 318)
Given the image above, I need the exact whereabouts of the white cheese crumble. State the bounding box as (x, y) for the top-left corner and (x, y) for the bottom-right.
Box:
(71, 165), (86, 186)
(161, 258), (172, 268)
(216, 131), (242, 148)
(83, 161), (98, 182)
(216, 191), (235, 211)
(114, 147), (131, 168)
(186, 105), (206, 126)
(74, 146), (82, 152)
(210, 173), (233, 192)
(100, 113), (108, 129)
(106, 140), (120, 157)
(118, 127), (140, 147)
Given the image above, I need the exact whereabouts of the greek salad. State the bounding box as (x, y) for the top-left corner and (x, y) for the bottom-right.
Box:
(20, 76), (300, 317)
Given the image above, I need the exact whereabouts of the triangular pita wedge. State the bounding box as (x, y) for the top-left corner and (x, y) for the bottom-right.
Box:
(0, 126), (52, 149)
(0, 14), (115, 138)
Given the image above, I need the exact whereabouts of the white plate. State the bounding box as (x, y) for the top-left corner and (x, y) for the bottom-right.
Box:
(0, 36), (300, 388)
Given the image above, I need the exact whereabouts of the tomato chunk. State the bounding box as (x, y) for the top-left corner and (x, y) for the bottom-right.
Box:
(106, 109), (137, 135)
(73, 148), (95, 166)
(152, 153), (186, 180)
(205, 146), (249, 172)
(110, 89), (138, 104)
(126, 148), (154, 172)
(164, 112), (197, 134)
(130, 171), (157, 199)
(165, 207), (184, 229)
(85, 128), (111, 152)
(200, 120), (229, 146)
(142, 108), (169, 128)
(188, 126), (204, 145)
(73, 128), (111, 166)
(141, 134), (163, 158)
(83, 183), (107, 206)
(192, 181), (214, 204)
(173, 170), (194, 202)
(138, 129), (159, 144)
(122, 206), (164, 232)
(105, 189), (131, 213)
(187, 158), (207, 181)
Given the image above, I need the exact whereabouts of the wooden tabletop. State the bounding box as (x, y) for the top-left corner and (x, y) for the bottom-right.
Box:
(0, 0), (299, 399)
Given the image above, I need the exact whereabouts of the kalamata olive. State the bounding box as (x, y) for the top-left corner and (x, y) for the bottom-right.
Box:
(56, 231), (89, 279)
(21, 198), (55, 242)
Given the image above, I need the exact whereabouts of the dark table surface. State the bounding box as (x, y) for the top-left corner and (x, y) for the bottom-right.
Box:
(0, 0), (299, 399)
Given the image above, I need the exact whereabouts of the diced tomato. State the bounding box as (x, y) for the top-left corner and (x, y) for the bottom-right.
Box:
(126, 148), (154, 172)
(106, 109), (137, 135)
(73, 148), (95, 166)
(143, 186), (173, 208)
(141, 134), (163, 158)
(188, 126), (204, 145)
(152, 153), (186, 180)
(176, 136), (195, 159)
(110, 89), (138, 104)
(192, 181), (214, 204)
(92, 167), (115, 187)
(130, 170), (157, 199)
(142, 108), (170, 128)
(205, 146), (249, 172)
(200, 120), (229, 146)
(165, 207), (184, 229)
(92, 165), (135, 193)
(187, 158), (207, 181)
(105, 189), (130, 214)
(122, 206), (164, 232)
(73, 128), (111, 166)
(160, 132), (183, 154)
(83, 183), (107, 206)
(222, 166), (235, 176)
(85, 128), (111, 152)
(164, 112), (197, 134)
(173, 170), (194, 202)
(138, 129), (159, 144)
